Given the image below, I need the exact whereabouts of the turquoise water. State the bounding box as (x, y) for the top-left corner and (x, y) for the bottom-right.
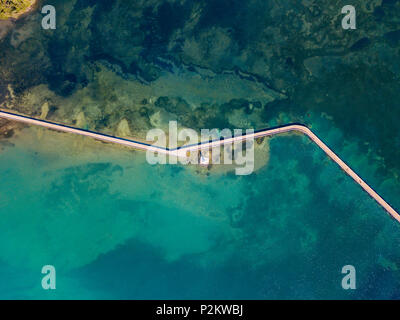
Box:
(0, 123), (400, 299)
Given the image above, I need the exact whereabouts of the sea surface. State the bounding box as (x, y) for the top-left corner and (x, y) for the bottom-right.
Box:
(0, 122), (400, 299)
(1, 0), (400, 300)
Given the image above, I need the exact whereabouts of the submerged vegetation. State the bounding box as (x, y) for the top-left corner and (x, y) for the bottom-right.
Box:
(0, 0), (35, 19)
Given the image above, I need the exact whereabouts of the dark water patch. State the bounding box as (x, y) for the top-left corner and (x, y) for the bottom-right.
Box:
(47, 38), (71, 73)
(359, 268), (400, 299)
(197, 0), (246, 31)
(128, 60), (141, 76)
(73, 0), (103, 11)
(261, 99), (302, 123)
(72, 238), (262, 299)
(382, 0), (399, 6)
(373, 6), (385, 20)
(64, 73), (77, 83)
(155, 2), (189, 43)
(238, 136), (400, 299)
(46, 73), (76, 96)
(292, 61), (400, 175)
(385, 30), (400, 46)
(140, 1), (191, 60)
(45, 38), (80, 96)
(350, 37), (371, 52)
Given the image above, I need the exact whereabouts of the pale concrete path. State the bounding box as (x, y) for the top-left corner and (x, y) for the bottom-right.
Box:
(1, 110), (399, 223)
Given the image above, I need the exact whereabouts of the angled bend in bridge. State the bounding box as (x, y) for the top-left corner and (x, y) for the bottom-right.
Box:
(0, 110), (399, 223)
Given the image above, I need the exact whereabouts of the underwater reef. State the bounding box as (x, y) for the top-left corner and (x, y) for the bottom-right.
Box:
(0, 0), (399, 178)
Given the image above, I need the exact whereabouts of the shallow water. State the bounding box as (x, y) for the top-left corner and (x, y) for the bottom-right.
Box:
(0, 122), (399, 299)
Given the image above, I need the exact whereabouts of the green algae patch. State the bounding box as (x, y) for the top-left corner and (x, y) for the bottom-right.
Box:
(0, 0), (36, 20)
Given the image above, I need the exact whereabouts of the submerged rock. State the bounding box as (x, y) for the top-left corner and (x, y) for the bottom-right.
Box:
(75, 111), (86, 128)
(40, 102), (49, 119)
(116, 118), (132, 137)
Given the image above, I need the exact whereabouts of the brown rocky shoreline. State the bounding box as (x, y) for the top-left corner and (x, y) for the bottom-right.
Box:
(0, 0), (38, 20)
(0, 117), (24, 139)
